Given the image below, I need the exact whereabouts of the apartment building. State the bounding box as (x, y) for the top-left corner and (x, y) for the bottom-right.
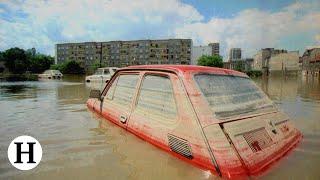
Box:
(253, 48), (291, 70)
(268, 51), (299, 72)
(223, 58), (254, 72)
(208, 43), (219, 56)
(301, 47), (320, 76)
(55, 39), (192, 71)
(55, 42), (102, 70)
(229, 48), (242, 61)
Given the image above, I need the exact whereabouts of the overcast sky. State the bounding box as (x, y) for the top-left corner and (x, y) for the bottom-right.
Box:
(0, 0), (319, 59)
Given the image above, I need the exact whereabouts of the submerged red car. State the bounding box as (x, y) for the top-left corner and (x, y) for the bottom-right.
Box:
(87, 65), (302, 179)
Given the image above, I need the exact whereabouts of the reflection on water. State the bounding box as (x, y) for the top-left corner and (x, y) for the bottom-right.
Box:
(0, 84), (29, 94)
(0, 75), (319, 179)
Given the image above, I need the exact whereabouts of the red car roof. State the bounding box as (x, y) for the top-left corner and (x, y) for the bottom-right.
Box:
(122, 65), (247, 77)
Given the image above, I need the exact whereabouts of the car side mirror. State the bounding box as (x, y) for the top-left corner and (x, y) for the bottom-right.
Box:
(89, 90), (101, 99)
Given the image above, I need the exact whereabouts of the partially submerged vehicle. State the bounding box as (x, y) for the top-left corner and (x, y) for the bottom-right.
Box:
(85, 67), (118, 83)
(87, 65), (302, 179)
(38, 70), (63, 79)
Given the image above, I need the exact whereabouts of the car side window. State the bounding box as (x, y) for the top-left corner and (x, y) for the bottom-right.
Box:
(105, 74), (139, 110)
(104, 69), (110, 75)
(136, 74), (177, 121)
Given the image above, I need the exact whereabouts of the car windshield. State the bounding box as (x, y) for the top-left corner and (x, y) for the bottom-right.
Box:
(94, 69), (103, 75)
(194, 74), (274, 119)
(52, 70), (61, 74)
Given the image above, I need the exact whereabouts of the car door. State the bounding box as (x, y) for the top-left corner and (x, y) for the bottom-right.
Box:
(127, 72), (179, 143)
(101, 72), (140, 129)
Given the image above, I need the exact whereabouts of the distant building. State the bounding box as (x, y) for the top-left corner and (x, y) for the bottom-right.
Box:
(55, 39), (192, 71)
(191, 42), (220, 65)
(268, 51), (299, 72)
(55, 42), (102, 71)
(208, 43), (220, 56)
(223, 58), (253, 72)
(301, 48), (320, 76)
(229, 48), (241, 61)
(253, 48), (292, 73)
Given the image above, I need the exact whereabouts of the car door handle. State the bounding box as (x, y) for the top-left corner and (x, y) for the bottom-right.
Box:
(120, 115), (127, 124)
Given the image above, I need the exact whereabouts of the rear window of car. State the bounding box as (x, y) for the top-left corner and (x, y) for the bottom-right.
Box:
(194, 74), (274, 119)
(44, 70), (51, 74)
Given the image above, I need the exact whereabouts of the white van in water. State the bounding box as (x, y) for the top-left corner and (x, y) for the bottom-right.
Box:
(38, 70), (63, 79)
(85, 67), (118, 83)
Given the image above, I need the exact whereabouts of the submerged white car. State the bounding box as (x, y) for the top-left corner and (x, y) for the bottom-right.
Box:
(85, 67), (118, 83)
(38, 70), (63, 79)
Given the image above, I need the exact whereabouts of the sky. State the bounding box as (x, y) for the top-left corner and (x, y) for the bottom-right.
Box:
(0, 0), (319, 59)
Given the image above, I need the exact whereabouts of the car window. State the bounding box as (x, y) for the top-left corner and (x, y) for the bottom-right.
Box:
(105, 74), (139, 110)
(94, 69), (103, 75)
(104, 69), (110, 75)
(135, 75), (177, 121)
(194, 74), (274, 119)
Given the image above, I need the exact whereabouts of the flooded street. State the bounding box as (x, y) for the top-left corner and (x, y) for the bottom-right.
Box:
(0, 75), (319, 180)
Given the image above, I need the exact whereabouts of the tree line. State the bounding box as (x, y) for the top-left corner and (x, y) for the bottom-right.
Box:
(197, 55), (224, 67)
(0, 47), (54, 74)
(0, 47), (84, 74)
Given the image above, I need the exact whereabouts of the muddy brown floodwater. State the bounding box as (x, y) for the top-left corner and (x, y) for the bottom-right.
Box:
(0, 75), (319, 180)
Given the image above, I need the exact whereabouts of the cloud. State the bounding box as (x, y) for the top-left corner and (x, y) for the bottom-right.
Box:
(174, 1), (320, 58)
(0, 0), (319, 59)
(0, 0), (203, 54)
(316, 34), (320, 43)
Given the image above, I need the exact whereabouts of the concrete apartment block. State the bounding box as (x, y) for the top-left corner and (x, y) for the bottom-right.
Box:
(301, 48), (320, 76)
(229, 48), (241, 61)
(56, 42), (102, 71)
(208, 43), (220, 56)
(56, 39), (192, 71)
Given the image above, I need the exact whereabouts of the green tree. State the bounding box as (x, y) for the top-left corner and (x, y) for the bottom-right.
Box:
(0, 51), (4, 73)
(197, 55), (223, 68)
(29, 54), (54, 73)
(2, 47), (29, 74)
(0, 51), (3, 62)
(234, 61), (245, 72)
(51, 60), (84, 74)
(92, 61), (101, 71)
